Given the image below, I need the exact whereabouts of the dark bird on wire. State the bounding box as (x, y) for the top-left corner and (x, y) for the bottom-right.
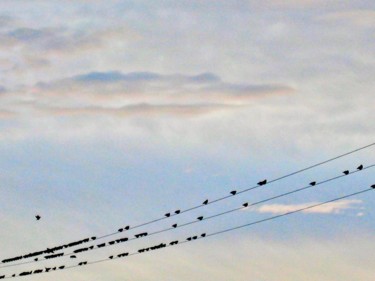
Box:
(343, 170), (349, 175)
(201, 233), (206, 237)
(172, 224), (177, 228)
(357, 164), (363, 170)
(35, 215), (41, 221)
(310, 181), (316, 186)
(165, 213), (171, 217)
(371, 184), (375, 189)
(197, 216), (204, 221)
(175, 210), (181, 214)
(257, 179), (267, 186)
(230, 190), (237, 195)
(243, 202), (249, 207)
(124, 225), (130, 230)
(70, 255), (76, 259)
(203, 199), (208, 205)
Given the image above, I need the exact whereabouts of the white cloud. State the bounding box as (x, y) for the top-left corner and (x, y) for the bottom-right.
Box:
(256, 199), (363, 215)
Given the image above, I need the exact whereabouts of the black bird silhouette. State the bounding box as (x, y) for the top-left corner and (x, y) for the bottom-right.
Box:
(257, 179), (267, 186)
(192, 236), (198, 240)
(371, 185), (375, 189)
(197, 216), (204, 221)
(187, 237), (192, 241)
(124, 225), (130, 230)
(243, 202), (249, 207)
(175, 210), (181, 214)
(34, 258), (38, 261)
(118, 228), (123, 232)
(203, 199), (208, 205)
(357, 164), (363, 170)
(172, 224), (177, 228)
(70, 255), (76, 259)
(109, 256), (113, 259)
(343, 170), (349, 175)
(165, 213), (171, 217)
(230, 190), (237, 195)
(35, 215), (41, 221)
(310, 181), (316, 186)
(201, 233), (206, 237)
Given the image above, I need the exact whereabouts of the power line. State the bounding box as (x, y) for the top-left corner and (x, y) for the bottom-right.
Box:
(2, 186), (373, 279)
(2, 142), (374, 265)
(2, 164), (374, 269)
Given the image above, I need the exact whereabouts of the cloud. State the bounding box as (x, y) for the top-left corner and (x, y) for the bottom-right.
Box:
(0, 110), (15, 119)
(0, 21), (138, 54)
(255, 199), (362, 215)
(252, 0), (341, 9)
(318, 10), (375, 26)
(29, 71), (293, 113)
(38, 103), (235, 118)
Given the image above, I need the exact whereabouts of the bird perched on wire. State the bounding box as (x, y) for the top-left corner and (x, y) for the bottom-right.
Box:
(357, 164), (363, 170)
(35, 215), (41, 221)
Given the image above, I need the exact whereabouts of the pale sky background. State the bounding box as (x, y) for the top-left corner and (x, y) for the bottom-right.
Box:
(0, 0), (374, 280)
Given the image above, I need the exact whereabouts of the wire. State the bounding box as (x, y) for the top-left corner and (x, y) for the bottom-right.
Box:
(3, 186), (373, 279)
(2, 164), (374, 269)
(2, 142), (374, 264)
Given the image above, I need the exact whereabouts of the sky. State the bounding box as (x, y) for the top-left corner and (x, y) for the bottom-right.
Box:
(0, 0), (374, 280)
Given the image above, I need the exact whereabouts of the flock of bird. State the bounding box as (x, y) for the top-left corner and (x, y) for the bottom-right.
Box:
(0, 143), (374, 279)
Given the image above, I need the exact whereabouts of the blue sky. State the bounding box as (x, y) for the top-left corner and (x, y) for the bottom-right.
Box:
(0, 1), (374, 280)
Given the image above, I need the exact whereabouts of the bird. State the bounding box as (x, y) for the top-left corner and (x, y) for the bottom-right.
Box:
(257, 179), (267, 186)
(35, 215), (41, 221)
(175, 210), (181, 214)
(118, 228), (123, 232)
(124, 225), (130, 230)
(109, 256), (113, 259)
(310, 181), (316, 186)
(243, 202), (249, 207)
(202, 199), (208, 205)
(192, 236), (198, 240)
(70, 255), (76, 259)
(197, 216), (204, 221)
(34, 258), (38, 261)
(343, 170), (349, 175)
(201, 233), (206, 237)
(230, 190), (237, 195)
(357, 164), (363, 170)
(165, 213), (171, 217)
(371, 185), (375, 189)
(172, 224), (177, 228)
(187, 237), (192, 241)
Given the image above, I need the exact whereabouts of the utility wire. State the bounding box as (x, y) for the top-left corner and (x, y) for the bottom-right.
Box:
(3, 186), (373, 279)
(2, 142), (374, 265)
(2, 164), (374, 269)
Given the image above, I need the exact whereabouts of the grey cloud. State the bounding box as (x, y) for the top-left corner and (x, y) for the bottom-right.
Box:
(31, 71), (294, 113)
(0, 15), (14, 29)
(0, 109), (15, 119)
(38, 103), (235, 118)
(317, 10), (375, 26)
(0, 24), (138, 55)
(7, 28), (48, 41)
